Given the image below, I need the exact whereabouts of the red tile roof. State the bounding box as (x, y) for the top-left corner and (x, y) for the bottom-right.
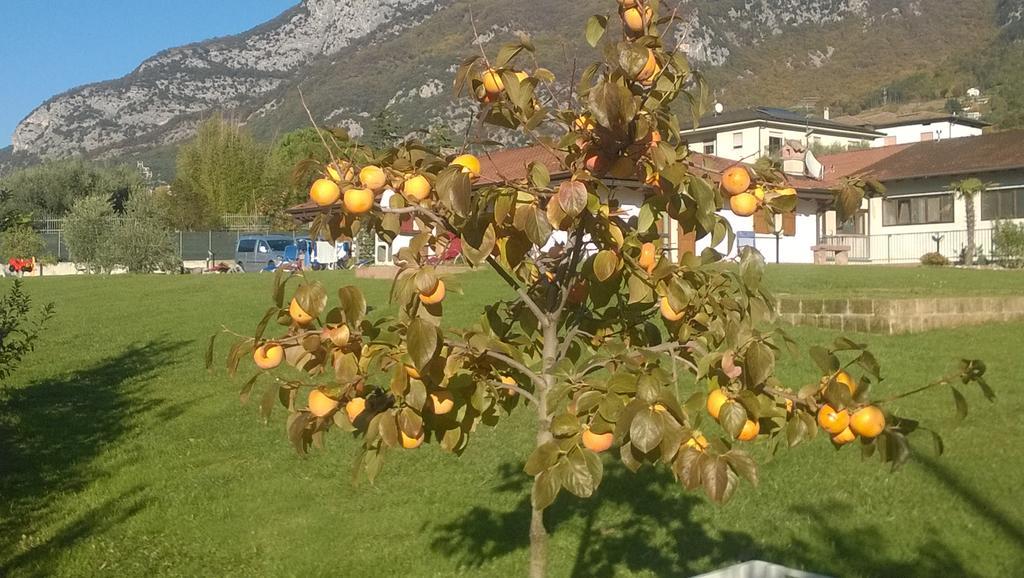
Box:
(816, 144), (914, 185)
(477, 145), (566, 185)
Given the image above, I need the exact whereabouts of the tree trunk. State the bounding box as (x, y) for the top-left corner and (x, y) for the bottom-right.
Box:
(529, 318), (559, 578)
(529, 498), (548, 578)
(965, 194), (976, 266)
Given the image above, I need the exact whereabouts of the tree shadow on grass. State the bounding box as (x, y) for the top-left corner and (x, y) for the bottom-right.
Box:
(429, 461), (980, 577)
(0, 340), (188, 574)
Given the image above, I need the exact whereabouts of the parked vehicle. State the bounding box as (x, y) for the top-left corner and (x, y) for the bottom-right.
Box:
(234, 235), (296, 272)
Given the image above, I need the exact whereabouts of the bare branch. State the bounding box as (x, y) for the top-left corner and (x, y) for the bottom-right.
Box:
(488, 379), (540, 406)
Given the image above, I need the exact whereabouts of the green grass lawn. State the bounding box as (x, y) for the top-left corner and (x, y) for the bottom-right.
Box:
(1, 266), (1023, 577)
(764, 264), (1024, 298)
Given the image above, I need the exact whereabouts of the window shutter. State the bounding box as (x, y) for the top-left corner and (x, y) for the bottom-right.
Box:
(753, 211), (774, 234)
(783, 212), (796, 237)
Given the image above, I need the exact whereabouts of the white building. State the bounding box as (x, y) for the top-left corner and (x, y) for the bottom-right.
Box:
(818, 130), (1024, 263)
(681, 107), (881, 161)
(833, 111), (989, 147)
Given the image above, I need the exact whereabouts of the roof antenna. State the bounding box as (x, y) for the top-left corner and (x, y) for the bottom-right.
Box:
(713, 102), (724, 117)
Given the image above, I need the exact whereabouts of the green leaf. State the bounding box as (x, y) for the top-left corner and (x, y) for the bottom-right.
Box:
(551, 414), (580, 438)
(495, 42), (525, 68)
(809, 346), (840, 374)
(338, 286), (367, 325)
(585, 15), (607, 48)
(674, 447), (704, 491)
(744, 341), (774, 386)
(524, 205), (553, 247)
(719, 402), (747, 439)
(786, 414), (808, 448)
(461, 222), (497, 267)
(532, 469), (560, 510)
(287, 411), (311, 455)
(629, 410), (663, 453)
(529, 161), (551, 189)
(260, 383), (280, 420)
(701, 455), (732, 503)
(239, 373), (259, 404)
(205, 333), (217, 370)
(407, 318), (440, 371)
(739, 247), (765, 290)
(563, 449), (598, 498)
(587, 78), (636, 133)
(593, 250), (619, 282)
(272, 268), (287, 308)
(724, 450), (759, 486)
(525, 441), (561, 476)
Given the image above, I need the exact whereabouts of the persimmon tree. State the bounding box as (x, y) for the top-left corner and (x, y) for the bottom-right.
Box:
(213, 2), (992, 576)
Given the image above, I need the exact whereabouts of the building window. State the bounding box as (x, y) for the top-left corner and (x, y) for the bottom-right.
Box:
(882, 194), (954, 226)
(732, 132), (743, 149)
(920, 131), (934, 141)
(754, 211), (774, 234)
(703, 142), (715, 155)
(768, 135), (783, 157)
(981, 188), (1024, 220)
(884, 136), (897, 146)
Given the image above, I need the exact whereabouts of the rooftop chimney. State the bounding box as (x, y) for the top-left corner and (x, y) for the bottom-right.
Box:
(823, 107), (830, 120)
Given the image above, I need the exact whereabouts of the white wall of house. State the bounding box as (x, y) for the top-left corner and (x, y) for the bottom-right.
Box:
(871, 121), (984, 147)
(695, 198), (820, 264)
(686, 122), (875, 162)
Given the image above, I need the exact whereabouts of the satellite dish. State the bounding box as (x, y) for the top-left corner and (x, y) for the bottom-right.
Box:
(714, 102), (724, 115)
(804, 149), (824, 180)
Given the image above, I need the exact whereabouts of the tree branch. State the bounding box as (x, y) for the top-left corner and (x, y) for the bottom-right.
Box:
(488, 379), (540, 406)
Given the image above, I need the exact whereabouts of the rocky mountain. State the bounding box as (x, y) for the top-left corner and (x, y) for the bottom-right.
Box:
(11, 0), (1024, 167)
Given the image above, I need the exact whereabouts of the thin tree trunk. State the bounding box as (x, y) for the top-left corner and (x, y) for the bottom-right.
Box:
(529, 500), (548, 578)
(529, 318), (559, 578)
(966, 194), (976, 266)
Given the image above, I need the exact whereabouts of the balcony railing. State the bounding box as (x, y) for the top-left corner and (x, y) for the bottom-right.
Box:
(822, 227), (998, 264)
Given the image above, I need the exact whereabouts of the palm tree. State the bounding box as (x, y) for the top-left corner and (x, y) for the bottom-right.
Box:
(952, 177), (985, 266)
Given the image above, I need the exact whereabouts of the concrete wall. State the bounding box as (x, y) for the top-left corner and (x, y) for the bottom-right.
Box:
(779, 295), (1024, 334)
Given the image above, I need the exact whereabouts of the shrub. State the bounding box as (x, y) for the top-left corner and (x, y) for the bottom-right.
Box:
(63, 193), (181, 273)
(0, 279), (53, 387)
(993, 220), (1024, 268)
(0, 225), (46, 261)
(921, 252), (950, 266)
(106, 192), (180, 273)
(63, 196), (114, 272)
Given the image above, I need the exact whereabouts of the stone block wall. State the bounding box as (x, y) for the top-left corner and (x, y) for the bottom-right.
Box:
(777, 296), (1024, 334)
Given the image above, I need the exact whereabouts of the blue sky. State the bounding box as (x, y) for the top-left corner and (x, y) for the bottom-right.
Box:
(0, 0), (296, 147)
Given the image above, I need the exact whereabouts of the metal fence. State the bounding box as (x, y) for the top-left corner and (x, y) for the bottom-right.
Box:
(822, 227), (998, 264)
(35, 215), (301, 263)
(40, 229), (307, 263)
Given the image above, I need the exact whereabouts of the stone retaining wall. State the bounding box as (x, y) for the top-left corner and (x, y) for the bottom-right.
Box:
(778, 296), (1024, 334)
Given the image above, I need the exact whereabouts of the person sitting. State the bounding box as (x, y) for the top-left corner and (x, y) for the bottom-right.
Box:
(261, 260), (277, 273)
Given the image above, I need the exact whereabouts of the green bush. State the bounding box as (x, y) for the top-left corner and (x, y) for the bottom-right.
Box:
(0, 225), (46, 261)
(63, 196), (113, 272)
(63, 194), (180, 273)
(0, 279), (53, 387)
(992, 221), (1024, 268)
(106, 192), (180, 273)
(920, 252), (950, 267)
